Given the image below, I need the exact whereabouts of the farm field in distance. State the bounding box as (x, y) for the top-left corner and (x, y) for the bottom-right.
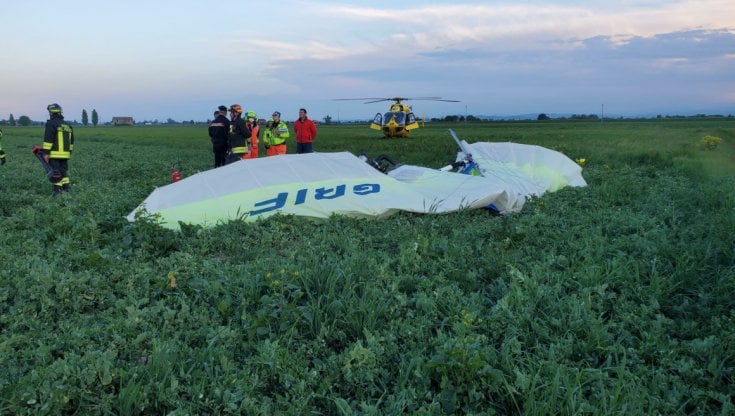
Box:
(0, 119), (733, 414)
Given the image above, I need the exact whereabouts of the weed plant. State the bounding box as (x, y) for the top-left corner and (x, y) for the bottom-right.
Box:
(0, 119), (733, 414)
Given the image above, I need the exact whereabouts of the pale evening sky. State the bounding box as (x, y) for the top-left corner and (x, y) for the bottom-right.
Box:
(1, 0), (734, 123)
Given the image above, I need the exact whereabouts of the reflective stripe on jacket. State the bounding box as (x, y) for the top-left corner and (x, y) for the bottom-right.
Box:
(269, 121), (290, 145)
(228, 116), (251, 154)
(209, 114), (230, 145)
(248, 123), (259, 146)
(43, 116), (74, 159)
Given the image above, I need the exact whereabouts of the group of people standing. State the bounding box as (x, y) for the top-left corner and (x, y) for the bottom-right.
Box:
(1, 102), (318, 196)
(208, 104), (317, 168)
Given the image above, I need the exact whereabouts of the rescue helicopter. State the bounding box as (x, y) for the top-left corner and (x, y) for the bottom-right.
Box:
(334, 97), (460, 138)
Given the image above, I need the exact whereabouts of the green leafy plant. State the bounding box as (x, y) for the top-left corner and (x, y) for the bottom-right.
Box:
(700, 134), (723, 150)
(0, 121), (733, 414)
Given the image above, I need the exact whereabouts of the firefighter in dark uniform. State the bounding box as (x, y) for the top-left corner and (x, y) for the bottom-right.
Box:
(208, 105), (230, 168)
(226, 104), (251, 163)
(0, 129), (6, 165)
(42, 103), (74, 194)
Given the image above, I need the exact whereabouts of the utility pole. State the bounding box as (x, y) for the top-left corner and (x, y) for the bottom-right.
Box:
(601, 104), (604, 122)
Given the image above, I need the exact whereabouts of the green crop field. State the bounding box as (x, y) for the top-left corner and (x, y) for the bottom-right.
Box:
(0, 119), (733, 415)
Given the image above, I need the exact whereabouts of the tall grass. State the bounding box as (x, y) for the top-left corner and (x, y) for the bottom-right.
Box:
(0, 119), (733, 414)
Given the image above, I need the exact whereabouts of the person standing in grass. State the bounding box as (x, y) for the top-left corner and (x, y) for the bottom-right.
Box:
(265, 111), (289, 156)
(263, 118), (276, 156)
(262, 118), (274, 156)
(209, 105), (230, 168)
(0, 129), (6, 165)
(42, 103), (74, 195)
(243, 111), (260, 159)
(294, 107), (317, 154)
(227, 104), (251, 163)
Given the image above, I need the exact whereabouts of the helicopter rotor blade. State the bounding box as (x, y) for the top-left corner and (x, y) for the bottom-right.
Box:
(332, 96), (460, 103)
(363, 98), (394, 104)
(332, 98), (389, 101)
(332, 98), (402, 104)
(403, 97), (461, 102)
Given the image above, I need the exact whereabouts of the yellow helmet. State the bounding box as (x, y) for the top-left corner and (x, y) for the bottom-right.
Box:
(246, 111), (257, 119)
(47, 103), (63, 114)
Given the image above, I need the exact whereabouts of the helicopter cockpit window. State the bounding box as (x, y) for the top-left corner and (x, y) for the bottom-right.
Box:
(384, 112), (406, 124)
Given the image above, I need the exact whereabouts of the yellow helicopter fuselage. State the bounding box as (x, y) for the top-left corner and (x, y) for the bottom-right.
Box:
(370, 103), (420, 138)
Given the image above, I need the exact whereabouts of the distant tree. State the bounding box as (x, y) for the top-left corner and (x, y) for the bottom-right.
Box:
(18, 115), (31, 126)
(323, 115), (332, 125)
(8, 113), (16, 126)
(444, 115), (459, 122)
(466, 115), (480, 122)
(82, 109), (89, 126)
(92, 109), (99, 126)
(569, 114), (598, 120)
(537, 113), (550, 121)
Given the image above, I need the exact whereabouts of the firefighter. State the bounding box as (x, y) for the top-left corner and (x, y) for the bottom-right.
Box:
(42, 103), (74, 194)
(265, 111), (289, 156)
(0, 129), (6, 165)
(226, 104), (251, 163)
(243, 111), (260, 159)
(208, 105), (230, 167)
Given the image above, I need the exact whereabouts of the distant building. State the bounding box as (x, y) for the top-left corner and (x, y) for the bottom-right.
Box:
(111, 117), (134, 126)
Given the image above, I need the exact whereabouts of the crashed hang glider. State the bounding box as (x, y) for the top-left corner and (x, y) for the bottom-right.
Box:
(445, 129), (587, 195)
(127, 135), (586, 230)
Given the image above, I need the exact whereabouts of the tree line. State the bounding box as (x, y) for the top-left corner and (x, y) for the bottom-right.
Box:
(429, 115), (482, 122)
(0, 109), (100, 126)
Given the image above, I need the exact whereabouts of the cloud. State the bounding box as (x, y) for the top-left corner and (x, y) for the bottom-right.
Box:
(266, 25), (735, 116)
(323, 2), (735, 49)
(233, 39), (349, 61)
(3, 1), (733, 121)
(240, 2), (735, 89)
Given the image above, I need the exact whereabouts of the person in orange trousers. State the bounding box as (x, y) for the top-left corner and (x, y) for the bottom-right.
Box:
(243, 111), (260, 159)
(264, 111), (289, 156)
